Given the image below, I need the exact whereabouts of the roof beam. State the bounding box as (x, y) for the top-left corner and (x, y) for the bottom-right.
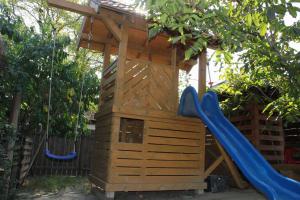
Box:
(48, 0), (95, 16)
(81, 33), (115, 45)
(101, 17), (121, 41)
(48, 0), (121, 41)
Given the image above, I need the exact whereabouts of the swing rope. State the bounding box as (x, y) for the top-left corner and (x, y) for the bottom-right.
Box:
(45, 29), (57, 152)
(73, 72), (85, 147)
(45, 16), (94, 160)
(44, 26), (89, 160)
(45, 28), (78, 160)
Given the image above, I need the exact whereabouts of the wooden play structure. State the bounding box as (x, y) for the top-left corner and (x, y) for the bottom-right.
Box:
(48, 0), (246, 198)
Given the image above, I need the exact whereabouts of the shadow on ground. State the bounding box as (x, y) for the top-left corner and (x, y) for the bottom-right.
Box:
(16, 176), (266, 200)
(17, 188), (266, 200)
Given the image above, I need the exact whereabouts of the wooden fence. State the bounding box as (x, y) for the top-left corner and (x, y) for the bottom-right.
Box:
(284, 122), (300, 148)
(30, 134), (93, 176)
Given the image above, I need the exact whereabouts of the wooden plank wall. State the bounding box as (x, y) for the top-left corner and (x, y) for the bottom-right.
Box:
(30, 134), (93, 176)
(90, 114), (112, 183)
(104, 114), (206, 191)
(99, 60), (118, 114)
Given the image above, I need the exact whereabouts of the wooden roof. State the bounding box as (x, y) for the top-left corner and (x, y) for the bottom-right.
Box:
(92, 0), (138, 16)
(76, 1), (198, 68)
(47, 0), (213, 69)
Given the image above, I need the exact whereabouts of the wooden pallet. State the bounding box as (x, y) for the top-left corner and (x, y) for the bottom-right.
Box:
(230, 103), (284, 164)
(274, 164), (300, 181)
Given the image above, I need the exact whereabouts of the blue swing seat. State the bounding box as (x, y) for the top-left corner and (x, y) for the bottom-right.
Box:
(44, 149), (77, 160)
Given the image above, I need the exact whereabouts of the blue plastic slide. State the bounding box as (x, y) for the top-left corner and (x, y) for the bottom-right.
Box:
(178, 86), (300, 200)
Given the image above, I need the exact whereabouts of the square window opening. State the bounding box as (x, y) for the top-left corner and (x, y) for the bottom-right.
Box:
(119, 118), (144, 144)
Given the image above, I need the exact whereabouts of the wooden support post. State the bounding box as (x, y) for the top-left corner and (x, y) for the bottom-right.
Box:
(98, 42), (111, 110)
(113, 22), (129, 111)
(103, 43), (112, 70)
(197, 49), (207, 194)
(251, 103), (260, 147)
(171, 47), (178, 111)
(216, 141), (248, 189)
(101, 17), (121, 42)
(204, 155), (224, 179)
(198, 49), (207, 98)
(199, 48), (247, 189)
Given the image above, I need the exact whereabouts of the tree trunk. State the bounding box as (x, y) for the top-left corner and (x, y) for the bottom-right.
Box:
(4, 90), (22, 200)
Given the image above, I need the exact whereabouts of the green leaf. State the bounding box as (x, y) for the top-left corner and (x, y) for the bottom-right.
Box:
(245, 14), (252, 27)
(274, 5), (286, 15)
(288, 6), (298, 18)
(293, 27), (300, 35)
(184, 48), (194, 60)
(259, 23), (268, 36)
(148, 26), (161, 39)
(178, 26), (184, 35)
(267, 8), (276, 21)
(252, 13), (261, 27)
(170, 36), (181, 44)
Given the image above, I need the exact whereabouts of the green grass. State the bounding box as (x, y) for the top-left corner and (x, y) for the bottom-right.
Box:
(21, 176), (91, 193)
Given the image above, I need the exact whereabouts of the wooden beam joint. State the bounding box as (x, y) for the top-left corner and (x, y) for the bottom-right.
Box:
(48, 0), (121, 41)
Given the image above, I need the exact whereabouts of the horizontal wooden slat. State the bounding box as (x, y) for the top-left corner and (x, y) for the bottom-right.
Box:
(113, 111), (202, 125)
(112, 151), (144, 160)
(148, 121), (201, 133)
(146, 152), (201, 161)
(264, 155), (283, 161)
(146, 144), (202, 154)
(113, 159), (201, 168)
(101, 85), (115, 98)
(106, 182), (206, 192)
(145, 168), (201, 176)
(99, 99), (114, 113)
(115, 143), (143, 151)
(259, 145), (283, 151)
(147, 136), (201, 147)
(112, 167), (143, 175)
(230, 115), (252, 122)
(259, 125), (282, 132)
(111, 175), (204, 184)
(146, 160), (201, 168)
(147, 129), (201, 140)
(259, 135), (284, 141)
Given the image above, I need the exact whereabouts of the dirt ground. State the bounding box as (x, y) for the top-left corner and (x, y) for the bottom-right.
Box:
(16, 177), (266, 200)
(17, 187), (266, 200)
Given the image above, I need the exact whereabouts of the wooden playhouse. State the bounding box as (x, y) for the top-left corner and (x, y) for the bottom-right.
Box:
(48, 0), (240, 198)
